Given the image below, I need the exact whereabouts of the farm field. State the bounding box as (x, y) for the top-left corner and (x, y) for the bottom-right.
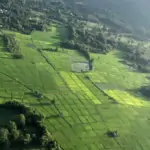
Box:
(1, 25), (150, 150)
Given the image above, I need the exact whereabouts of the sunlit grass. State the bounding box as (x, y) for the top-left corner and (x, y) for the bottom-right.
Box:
(60, 71), (101, 104)
(1, 25), (150, 150)
(104, 90), (150, 106)
(87, 51), (149, 89)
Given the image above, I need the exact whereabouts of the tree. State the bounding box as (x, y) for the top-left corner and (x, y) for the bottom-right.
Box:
(14, 114), (26, 128)
(8, 121), (17, 131)
(26, 110), (44, 125)
(40, 134), (49, 147)
(11, 129), (20, 141)
(67, 24), (76, 40)
(47, 141), (56, 150)
(7, 121), (20, 141)
(39, 124), (53, 147)
(0, 128), (10, 149)
(24, 133), (31, 145)
(12, 53), (24, 59)
(40, 133), (53, 147)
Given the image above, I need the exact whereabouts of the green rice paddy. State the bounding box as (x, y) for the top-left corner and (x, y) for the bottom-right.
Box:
(1, 25), (150, 150)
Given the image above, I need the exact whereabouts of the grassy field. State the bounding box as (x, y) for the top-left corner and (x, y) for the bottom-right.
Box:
(1, 25), (150, 150)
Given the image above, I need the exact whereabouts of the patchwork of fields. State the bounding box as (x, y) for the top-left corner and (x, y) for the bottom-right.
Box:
(1, 25), (150, 150)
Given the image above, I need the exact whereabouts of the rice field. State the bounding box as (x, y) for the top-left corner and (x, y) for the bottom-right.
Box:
(1, 25), (150, 150)
(104, 90), (149, 106)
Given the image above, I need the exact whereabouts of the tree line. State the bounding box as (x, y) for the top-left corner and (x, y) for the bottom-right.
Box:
(0, 101), (61, 150)
(3, 34), (23, 59)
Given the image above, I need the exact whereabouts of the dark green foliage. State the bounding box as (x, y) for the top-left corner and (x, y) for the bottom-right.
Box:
(18, 132), (26, 145)
(40, 133), (51, 147)
(84, 76), (90, 80)
(38, 123), (56, 149)
(63, 25), (113, 55)
(1, 0), (150, 40)
(116, 41), (150, 73)
(0, 0), (43, 33)
(107, 39), (116, 48)
(0, 101), (60, 149)
(75, 28), (110, 53)
(107, 130), (118, 138)
(36, 122), (48, 137)
(31, 90), (44, 99)
(10, 128), (20, 141)
(61, 41), (90, 60)
(137, 65), (150, 73)
(71, 0), (150, 38)
(13, 114), (26, 128)
(0, 128), (10, 149)
(2, 34), (24, 59)
(47, 141), (56, 150)
(42, 47), (59, 52)
(139, 86), (150, 98)
(12, 53), (24, 59)
(24, 133), (31, 145)
(89, 58), (94, 70)
(7, 121), (17, 131)
(67, 24), (76, 40)
(3, 34), (17, 53)
(26, 110), (44, 125)
(1, 101), (30, 114)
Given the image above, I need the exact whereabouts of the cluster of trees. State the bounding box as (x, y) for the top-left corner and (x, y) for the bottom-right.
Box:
(42, 47), (59, 52)
(1, 0), (150, 42)
(61, 40), (90, 60)
(61, 40), (95, 71)
(139, 86), (150, 98)
(67, 0), (150, 39)
(0, 0), (75, 34)
(3, 34), (23, 59)
(0, 0), (49, 34)
(67, 24), (113, 54)
(117, 41), (150, 72)
(0, 101), (61, 150)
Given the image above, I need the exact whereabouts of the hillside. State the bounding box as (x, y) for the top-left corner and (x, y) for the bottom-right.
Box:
(1, 0), (150, 150)
(0, 24), (150, 150)
(69, 0), (150, 37)
(85, 0), (150, 28)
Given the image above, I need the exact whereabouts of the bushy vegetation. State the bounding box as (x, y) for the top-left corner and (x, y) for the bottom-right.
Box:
(116, 41), (150, 73)
(3, 34), (18, 53)
(0, 0), (48, 34)
(3, 34), (24, 59)
(0, 101), (61, 150)
(42, 47), (59, 52)
(66, 24), (113, 54)
(61, 41), (90, 60)
(138, 86), (150, 98)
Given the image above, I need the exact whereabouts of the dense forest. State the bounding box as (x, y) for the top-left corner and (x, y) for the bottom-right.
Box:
(1, 0), (150, 70)
(69, 0), (150, 37)
(1, 0), (150, 37)
(0, 101), (61, 150)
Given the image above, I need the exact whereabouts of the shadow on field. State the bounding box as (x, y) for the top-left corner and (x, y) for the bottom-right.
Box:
(45, 114), (61, 119)
(118, 60), (135, 68)
(51, 42), (60, 47)
(26, 43), (36, 48)
(0, 56), (12, 59)
(126, 87), (150, 101)
(115, 51), (150, 73)
(24, 91), (35, 96)
(0, 95), (22, 100)
(30, 102), (52, 106)
(51, 35), (59, 40)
